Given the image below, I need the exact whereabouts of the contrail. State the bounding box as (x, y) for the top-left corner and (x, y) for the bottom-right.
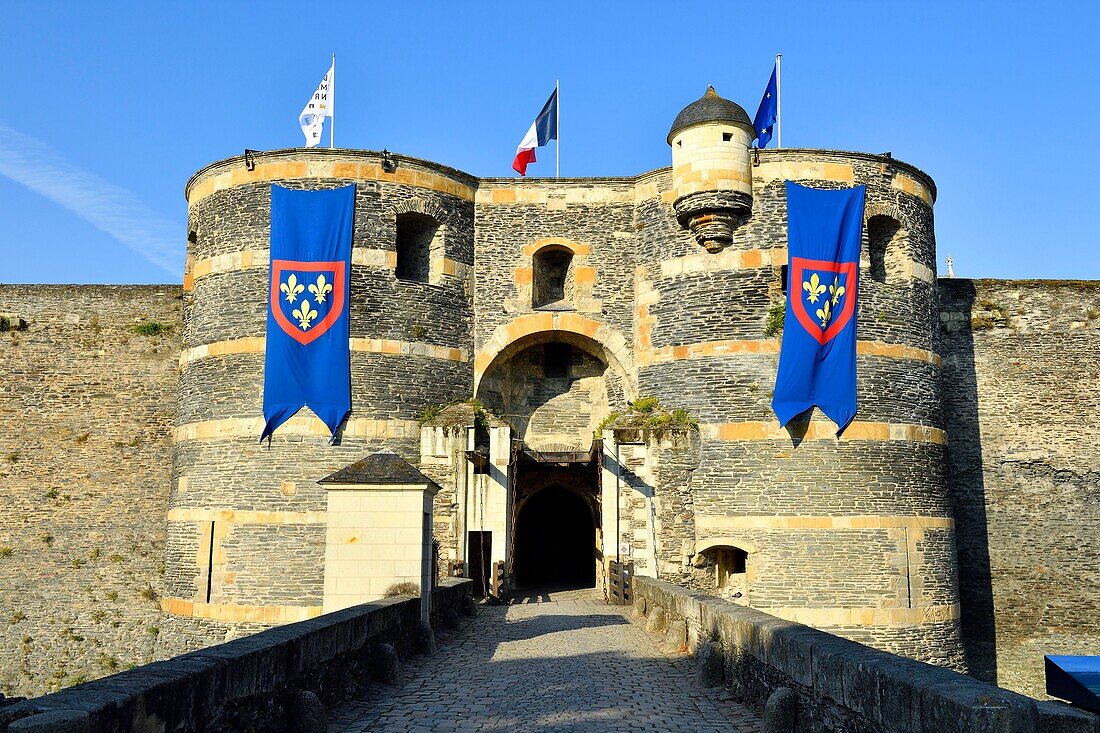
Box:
(0, 122), (182, 275)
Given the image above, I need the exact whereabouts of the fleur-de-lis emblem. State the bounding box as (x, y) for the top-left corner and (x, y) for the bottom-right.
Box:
(292, 300), (317, 330)
(829, 276), (846, 307)
(308, 274), (332, 304)
(816, 298), (832, 329)
(803, 272), (826, 304)
(280, 274), (304, 303)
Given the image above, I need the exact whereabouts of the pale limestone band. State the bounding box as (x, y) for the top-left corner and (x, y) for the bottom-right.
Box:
(161, 597), (322, 624)
(638, 338), (941, 367)
(179, 336), (468, 368)
(186, 156), (930, 211)
(641, 245), (936, 286)
(174, 416), (419, 442)
(166, 508), (327, 524)
(186, 247), (469, 289)
(696, 514), (954, 532)
(702, 421), (947, 445)
(761, 603), (960, 627)
(186, 159), (475, 205)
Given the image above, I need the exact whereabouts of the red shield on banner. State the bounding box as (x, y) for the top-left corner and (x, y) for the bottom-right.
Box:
(790, 257), (857, 345)
(269, 259), (346, 345)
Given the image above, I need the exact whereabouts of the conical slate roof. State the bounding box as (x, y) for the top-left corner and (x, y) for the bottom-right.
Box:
(318, 449), (440, 488)
(667, 86), (754, 144)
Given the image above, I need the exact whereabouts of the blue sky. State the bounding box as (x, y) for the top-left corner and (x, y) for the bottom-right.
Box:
(1, 1), (1097, 284)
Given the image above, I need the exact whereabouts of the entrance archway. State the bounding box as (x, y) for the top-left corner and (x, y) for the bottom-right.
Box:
(514, 485), (596, 589)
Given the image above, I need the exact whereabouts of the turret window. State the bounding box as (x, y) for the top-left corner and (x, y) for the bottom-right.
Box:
(396, 213), (444, 284)
(532, 246), (574, 309)
(867, 215), (910, 285)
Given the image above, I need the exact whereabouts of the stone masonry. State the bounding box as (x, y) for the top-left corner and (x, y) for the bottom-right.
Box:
(0, 285), (179, 697)
(0, 88), (1095, 705)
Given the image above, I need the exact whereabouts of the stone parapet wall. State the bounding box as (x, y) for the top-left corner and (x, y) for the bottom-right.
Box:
(0, 579), (472, 732)
(633, 577), (1096, 733)
(0, 285), (181, 698)
(939, 278), (1100, 697)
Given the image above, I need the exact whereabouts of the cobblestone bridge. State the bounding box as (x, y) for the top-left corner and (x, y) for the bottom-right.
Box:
(328, 588), (762, 733)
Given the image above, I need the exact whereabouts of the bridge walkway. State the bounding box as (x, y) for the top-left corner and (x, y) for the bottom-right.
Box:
(328, 587), (761, 733)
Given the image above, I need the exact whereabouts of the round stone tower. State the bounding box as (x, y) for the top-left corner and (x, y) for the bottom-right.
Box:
(667, 86), (757, 253)
(633, 90), (964, 667)
(163, 149), (474, 644)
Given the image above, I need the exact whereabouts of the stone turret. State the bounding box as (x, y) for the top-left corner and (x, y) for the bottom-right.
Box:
(667, 86), (756, 253)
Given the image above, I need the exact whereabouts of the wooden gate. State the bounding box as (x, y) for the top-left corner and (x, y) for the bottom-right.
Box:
(608, 560), (634, 605)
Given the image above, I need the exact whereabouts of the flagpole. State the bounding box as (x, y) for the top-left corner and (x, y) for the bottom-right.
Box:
(330, 54), (335, 150)
(555, 79), (560, 178)
(775, 53), (782, 149)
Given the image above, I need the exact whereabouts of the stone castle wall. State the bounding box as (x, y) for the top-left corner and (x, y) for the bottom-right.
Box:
(634, 151), (963, 668)
(0, 285), (180, 697)
(939, 278), (1100, 698)
(164, 150), (476, 646)
(0, 147), (1096, 705)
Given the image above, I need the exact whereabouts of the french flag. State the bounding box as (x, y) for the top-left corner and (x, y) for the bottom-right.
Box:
(512, 88), (558, 176)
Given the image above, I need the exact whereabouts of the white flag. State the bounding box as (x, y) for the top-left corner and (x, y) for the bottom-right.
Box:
(299, 63), (334, 147)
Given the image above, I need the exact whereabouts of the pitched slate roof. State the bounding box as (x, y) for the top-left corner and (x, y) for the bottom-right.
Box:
(318, 449), (440, 488)
(667, 86), (754, 144)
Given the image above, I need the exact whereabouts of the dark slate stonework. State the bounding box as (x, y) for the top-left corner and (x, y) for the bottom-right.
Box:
(640, 356), (942, 425)
(632, 149), (961, 667)
(168, 153), (475, 648)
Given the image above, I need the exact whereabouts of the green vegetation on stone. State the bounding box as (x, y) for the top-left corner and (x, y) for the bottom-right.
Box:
(130, 321), (172, 337)
(596, 396), (698, 439)
(417, 398), (491, 434)
(764, 300), (785, 338)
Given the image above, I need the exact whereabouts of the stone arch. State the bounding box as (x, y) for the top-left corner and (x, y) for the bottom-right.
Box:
(514, 480), (599, 529)
(695, 537), (759, 555)
(473, 313), (637, 400)
(522, 237), (592, 258)
(694, 537), (757, 599)
(392, 197), (449, 223)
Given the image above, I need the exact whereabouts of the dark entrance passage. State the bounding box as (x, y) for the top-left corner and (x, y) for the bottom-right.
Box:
(514, 485), (596, 589)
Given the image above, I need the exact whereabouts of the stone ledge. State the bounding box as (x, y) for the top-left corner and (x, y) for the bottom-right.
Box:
(633, 577), (1083, 733)
(0, 579), (473, 733)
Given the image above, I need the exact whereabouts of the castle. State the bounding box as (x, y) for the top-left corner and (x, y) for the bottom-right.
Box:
(0, 87), (1096, 701)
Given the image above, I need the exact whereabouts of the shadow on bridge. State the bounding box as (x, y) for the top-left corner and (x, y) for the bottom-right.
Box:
(329, 602), (749, 733)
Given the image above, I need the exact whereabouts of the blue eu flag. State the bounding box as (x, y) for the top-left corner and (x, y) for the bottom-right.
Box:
(772, 182), (865, 433)
(753, 64), (778, 148)
(261, 184), (355, 441)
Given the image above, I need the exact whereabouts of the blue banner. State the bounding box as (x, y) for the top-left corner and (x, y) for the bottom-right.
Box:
(261, 184), (354, 441)
(772, 182), (865, 433)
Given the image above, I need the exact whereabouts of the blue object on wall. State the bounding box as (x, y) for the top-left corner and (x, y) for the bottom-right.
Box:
(261, 184), (354, 441)
(772, 181), (866, 434)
